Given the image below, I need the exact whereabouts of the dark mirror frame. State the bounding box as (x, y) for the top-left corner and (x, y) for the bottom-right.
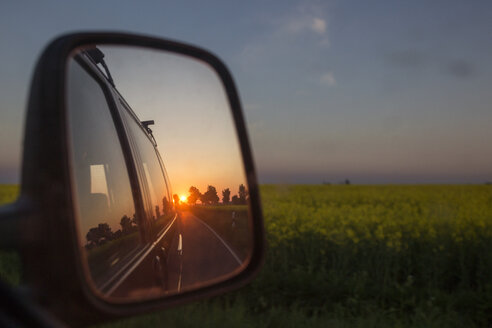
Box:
(17, 32), (265, 326)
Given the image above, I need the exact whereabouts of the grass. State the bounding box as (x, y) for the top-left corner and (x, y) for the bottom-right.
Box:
(1, 184), (491, 327)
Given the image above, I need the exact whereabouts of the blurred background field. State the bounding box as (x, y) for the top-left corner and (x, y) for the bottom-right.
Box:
(0, 184), (18, 205)
(1, 184), (491, 327)
(0, 184), (21, 286)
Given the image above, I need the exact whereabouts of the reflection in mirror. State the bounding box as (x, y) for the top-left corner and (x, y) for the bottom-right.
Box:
(67, 45), (252, 302)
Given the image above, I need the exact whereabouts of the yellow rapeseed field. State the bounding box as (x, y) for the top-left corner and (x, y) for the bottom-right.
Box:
(1, 184), (491, 326)
(255, 184), (492, 326)
(262, 184), (492, 249)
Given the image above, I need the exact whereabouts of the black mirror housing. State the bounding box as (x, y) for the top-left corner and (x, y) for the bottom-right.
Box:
(18, 32), (265, 326)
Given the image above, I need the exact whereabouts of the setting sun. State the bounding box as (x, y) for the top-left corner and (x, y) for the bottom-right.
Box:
(180, 195), (187, 202)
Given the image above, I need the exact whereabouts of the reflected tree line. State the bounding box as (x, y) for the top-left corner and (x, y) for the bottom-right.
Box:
(85, 196), (175, 249)
(85, 214), (138, 249)
(185, 184), (248, 206)
(84, 184), (246, 248)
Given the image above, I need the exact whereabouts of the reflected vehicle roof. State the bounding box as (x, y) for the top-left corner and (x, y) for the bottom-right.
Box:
(79, 48), (157, 148)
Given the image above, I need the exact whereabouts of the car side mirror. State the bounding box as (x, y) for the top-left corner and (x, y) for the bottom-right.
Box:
(5, 32), (264, 326)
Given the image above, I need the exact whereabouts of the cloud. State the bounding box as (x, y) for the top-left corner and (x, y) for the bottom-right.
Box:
(445, 59), (474, 79)
(283, 16), (326, 35)
(386, 50), (476, 80)
(269, 3), (329, 46)
(235, 3), (330, 73)
(280, 15), (329, 46)
(320, 72), (336, 86)
(311, 18), (326, 35)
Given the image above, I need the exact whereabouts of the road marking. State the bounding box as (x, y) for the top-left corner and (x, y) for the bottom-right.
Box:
(193, 216), (242, 266)
(177, 233), (183, 291)
(98, 245), (149, 292)
(104, 214), (177, 296)
(177, 267), (182, 293)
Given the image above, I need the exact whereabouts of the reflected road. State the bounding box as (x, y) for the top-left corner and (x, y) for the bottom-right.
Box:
(167, 211), (242, 292)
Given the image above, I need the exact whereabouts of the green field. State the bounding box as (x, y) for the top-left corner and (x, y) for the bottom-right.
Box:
(1, 184), (491, 327)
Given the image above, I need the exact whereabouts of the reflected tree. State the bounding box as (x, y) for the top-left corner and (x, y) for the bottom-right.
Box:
(173, 194), (180, 205)
(187, 186), (201, 205)
(222, 188), (231, 204)
(86, 223), (113, 247)
(162, 197), (171, 213)
(201, 185), (219, 205)
(120, 215), (136, 235)
(113, 229), (122, 239)
(238, 184), (248, 204)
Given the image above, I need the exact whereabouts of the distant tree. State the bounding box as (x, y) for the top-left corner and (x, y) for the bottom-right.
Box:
(222, 188), (231, 204)
(201, 185), (219, 205)
(238, 184), (248, 204)
(188, 186), (201, 205)
(231, 195), (240, 205)
(155, 205), (161, 219)
(345, 179), (351, 185)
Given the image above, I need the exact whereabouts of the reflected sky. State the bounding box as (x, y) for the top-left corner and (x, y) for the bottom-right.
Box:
(99, 46), (246, 197)
(1, 0), (492, 184)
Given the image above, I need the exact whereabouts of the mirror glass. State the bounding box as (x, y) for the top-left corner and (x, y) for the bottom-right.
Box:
(66, 45), (252, 301)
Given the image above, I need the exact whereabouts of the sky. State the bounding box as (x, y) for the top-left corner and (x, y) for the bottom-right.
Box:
(1, 0), (492, 184)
